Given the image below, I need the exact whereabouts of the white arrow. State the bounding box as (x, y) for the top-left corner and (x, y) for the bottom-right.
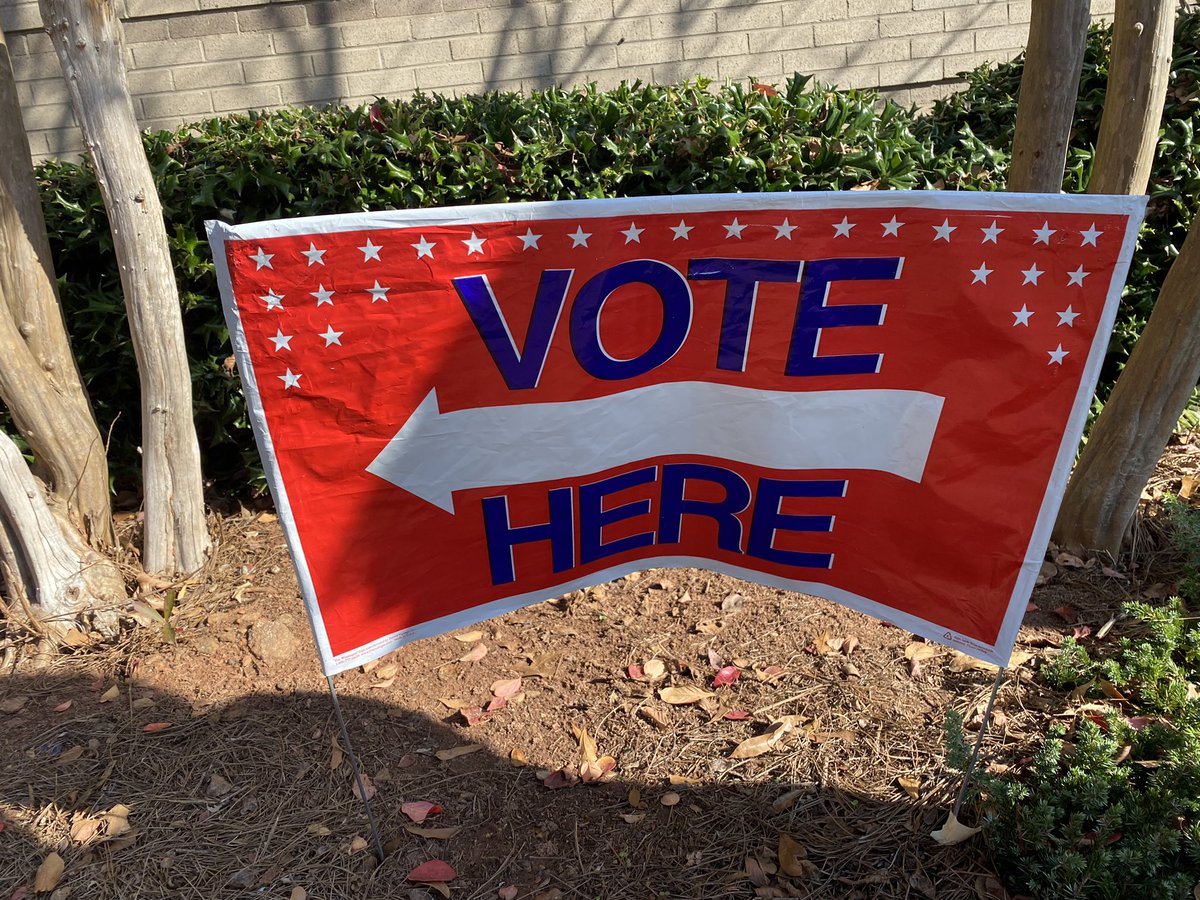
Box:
(366, 382), (945, 513)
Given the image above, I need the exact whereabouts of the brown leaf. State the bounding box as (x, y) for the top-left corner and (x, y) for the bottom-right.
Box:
(639, 706), (671, 728)
(70, 816), (101, 844)
(1, 695), (29, 714)
(490, 677), (523, 700)
(499, 888), (518, 900)
(931, 811), (981, 845)
(643, 658), (666, 681)
(404, 824), (461, 840)
(745, 855), (769, 888)
(453, 630), (484, 643)
(897, 775), (921, 800)
(142, 722), (171, 733)
(571, 722), (598, 764)
(620, 812), (645, 824)
(458, 642), (488, 663)
(668, 774), (702, 785)
(949, 651), (998, 674)
(207, 773), (234, 798)
(660, 791), (680, 807)
(542, 768), (578, 789)
(509, 748), (528, 767)
(439, 697), (471, 710)
(289, 888), (307, 900)
(459, 705), (490, 726)
(512, 653), (559, 677)
(1055, 551), (1085, 569)
(351, 773), (376, 802)
(99, 685), (119, 703)
(349, 835), (369, 853)
(659, 685), (715, 705)
(628, 787), (644, 808)
(730, 728), (787, 760)
(720, 592), (746, 612)
(771, 788), (805, 812)
(56, 746), (84, 764)
(52, 700), (72, 713)
(34, 852), (65, 892)
(329, 734), (344, 770)
(1054, 605), (1077, 623)
(777, 834), (814, 878)
(435, 744), (483, 761)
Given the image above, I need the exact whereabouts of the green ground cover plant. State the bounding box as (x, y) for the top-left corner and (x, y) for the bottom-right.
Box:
(28, 12), (1200, 495)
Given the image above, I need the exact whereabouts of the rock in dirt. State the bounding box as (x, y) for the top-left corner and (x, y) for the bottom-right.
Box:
(190, 634), (221, 656)
(248, 618), (300, 662)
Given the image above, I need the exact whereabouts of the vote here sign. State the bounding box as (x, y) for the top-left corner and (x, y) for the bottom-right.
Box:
(208, 192), (1145, 675)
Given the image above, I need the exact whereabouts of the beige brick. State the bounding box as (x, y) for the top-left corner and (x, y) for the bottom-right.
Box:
(211, 82), (282, 111)
(0, 1), (40, 34)
(124, 0), (198, 16)
(683, 33), (750, 59)
(450, 32), (512, 60)
(237, 5), (307, 32)
(652, 60), (716, 84)
(311, 47), (381, 75)
(781, 0), (849, 23)
(197, 0), (253, 9)
(168, 11), (238, 39)
(43, 128), (82, 161)
(122, 19), (171, 44)
(1091, 0), (1116, 15)
(126, 69), (172, 97)
(243, 54), (314, 83)
(912, 0), (977, 7)
(782, 44), (847, 71)
(411, 10), (479, 38)
(307, 0), (378, 25)
(486, 52), (553, 79)
(910, 30), (973, 57)
(749, 23), (815, 53)
(851, 36), (910, 65)
(584, 67), (633, 91)
(549, 45), (619, 73)
(278, 74), (351, 104)
(517, 24), (587, 53)
(19, 103), (78, 132)
(974, 22), (1029, 52)
(617, 38), (683, 67)
(814, 16), (878, 45)
(715, 5), (784, 31)
(377, 0), (442, 13)
(815, 62), (878, 88)
(943, 49), (1014, 74)
(614, 0), (672, 16)
(341, 16), (412, 45)
(172, 60), (245, 88)
(141, 91), (214, 119)
(847, 0), (910, 15)
(413, 59), (484, 87)
(1008, 1), (1031, 24)
(879, 56), (942, 84)
(346, 67), (417, 97)
(649, 11), (717, 38)
(273, 30), (340, 53)
(717, 51), (784, 81)
(442, 0), (512, 9)
(21, 76), (67, 109)
(547, 1), (617, 25)
(478, 7), (547, 30)
(584, 18), (649, 45)
(131, 39), (204, 67)
(380, 40), (457, 67)
(13, 52), (63, 80)
(943, 4), (1009, 29)
(878, 10), (944, 37)
(202, 33), (274, 60)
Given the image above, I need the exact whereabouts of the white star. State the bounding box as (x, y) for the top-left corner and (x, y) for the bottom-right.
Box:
(1067, 265), (1089, 287)
(368, 280), (390, 303)
(301, 242), (326, 266)
(568, 226), (591, 248)
(311, 284), (334, 306)
(621, 222), (644, 244)
(270, 329), (292, 351)
(260, 290), (284, 310)
(1033, 222), (1056, 245)
(359, 238), (382, 261)
(250, 247), (273, 270)
(411, 236), (436, 259)
(881, 216), (904, 237)
(279, 369), (302, 389)
(319, 325), (343, 347)
(1080, 223), (1103, 247)
(970, 262), (993, 284)
(724, 218), (747, 239)
(1057, 306), (1080, 327)
(670, 219), (693, 241)
(462, 231), (486, 255)
(981, 220), (1004, 244)
(518, 228), (541, 250)
(1047, 344), (1069, 365)
(1012, 304), (1034, 326)
(1021, 263), (1044, 286)
(933, 219), (956, 241)
(832, 216), (855, 238)
(774, 218), (796, 240)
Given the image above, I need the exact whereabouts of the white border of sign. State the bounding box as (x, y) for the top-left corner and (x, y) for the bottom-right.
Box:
(209, 190), (1146, 675)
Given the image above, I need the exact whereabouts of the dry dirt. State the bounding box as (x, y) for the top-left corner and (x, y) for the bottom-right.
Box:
(0, 441), (1195, 900)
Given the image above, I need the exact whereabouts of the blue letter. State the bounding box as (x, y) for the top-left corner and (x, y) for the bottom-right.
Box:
(747, 478), (845, 568)
(786, 257), (901, 377)
(578, 467), (657, 565)
(454, 270), (573, 390)
(688, 258), (803, 372)
(659, 463), (751, 552)
(481, 488), (574, 585)
(570, 260), (692, 380)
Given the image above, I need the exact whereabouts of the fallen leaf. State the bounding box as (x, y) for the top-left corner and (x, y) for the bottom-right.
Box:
(1055, 551), (1085, 569)
(439, 698), (471, 710)
(754, 664), (784, 681)
(571, 723), (598, 764)
(730, 726), (789, 760)
(142, 722), (171, 733)
(453, 630), (484, 643)
(499, 888), (518, 900)
(949, 651), (998, 674)
(1097, 616), (1118, 640)
(777, 833), (814, 878)
(660, 791), (680, 807)
(509, 748), (528, 767)
(70, 817), (100, 844)
(99, 685), (119, 703)
(643, 658), (666, 681)
(491, 677), (523, 699)
(713, 665), (740, 687)
(289, 888), (307, 900)
(639, 706), (671, 728)
(329, 735), (344, 770)
(720, 592), (745, 612)
(723, 709), (751, 721)
(668, 774), (701, 785)
(512, 653), (560, 677)
(56, 746), (84, 764)
(1143, 582), (1170, 599)
(542, 768), (578, 789)
(458, 643), (488, 663)
(659, 685), (715, 705)
(904, 642), (938, 662)
(459, 705), (490, 726)
(306, 824), (332, 835)
(34, 852), (65, 892)
(1054, 605), (1077, 623)
(52, 700), (72, 713)
(207, 773), (233, 798)
(130, 698), (157, 709)
(897, 775), (921, 800)
(349, 835), (369, 853)
(0, 696), (29, 714)
(1073, 625), (1093, 639)
(628, 787), (643, 808)
(351, 773), (376, 802)
(626, 664), (644, 680)
(435, 744), (483, 761)
(401, 801), (443, 824)
(61, 628), (90, 647)
(397, 753), (417, 768)
(931, 811), (981, 845)
(745, 855), (769, 888)
(1101, 566), (1128, 580)
(408, 860), (456, 883)
(843, 635), (860, 655)
(404, 824), (460, 839)
(620, 812), (645, 824)
(772, 788), (806, 812)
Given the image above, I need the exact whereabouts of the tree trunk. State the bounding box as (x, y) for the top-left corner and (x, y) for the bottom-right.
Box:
(0, 430), (123, 636)
(40, 0), (210, 575)
(0, 25), (114, 548)
(1088, 0), (1174, 195)
(1008, 0), (1092, 192)
(1053, 215), (1200, 556)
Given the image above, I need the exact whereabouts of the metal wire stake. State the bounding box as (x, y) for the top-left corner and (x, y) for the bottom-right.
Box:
(326, 674), (387, 863)
(952, 666), (1007, 820)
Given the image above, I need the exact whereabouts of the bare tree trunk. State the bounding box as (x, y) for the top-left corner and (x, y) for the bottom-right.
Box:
(40, 0), (210, 575)
(1088, 0), (1174, 195)
(0, 25), (113, 548)
(0, 431), (123, 635)
(1008, 0), (1092, 192)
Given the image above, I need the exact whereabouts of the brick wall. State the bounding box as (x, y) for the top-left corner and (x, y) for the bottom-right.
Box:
(2, 0), (1120, 161)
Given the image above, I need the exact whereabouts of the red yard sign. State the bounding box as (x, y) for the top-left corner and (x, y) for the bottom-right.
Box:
(209, 193), (1144, 675)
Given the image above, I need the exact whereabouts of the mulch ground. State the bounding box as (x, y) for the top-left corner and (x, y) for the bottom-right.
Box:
(0, 440), (1195, 900)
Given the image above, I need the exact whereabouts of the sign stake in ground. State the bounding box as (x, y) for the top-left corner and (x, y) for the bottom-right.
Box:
(326, 674), (386, 863)
(950, 666), (1008, 826)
